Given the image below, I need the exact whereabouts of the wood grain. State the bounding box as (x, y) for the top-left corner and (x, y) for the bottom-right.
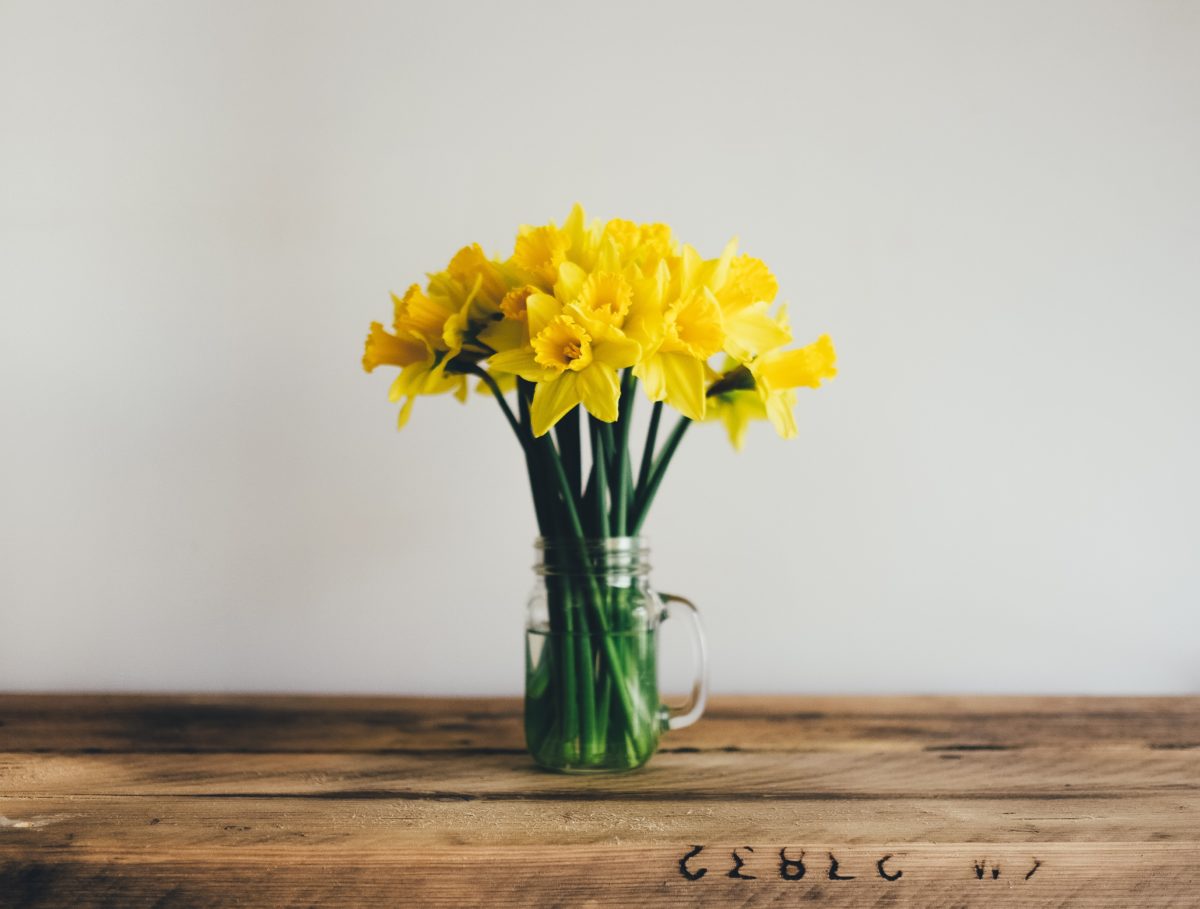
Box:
(1, 695), (1198, 907)
(3, 694), (1197, 752)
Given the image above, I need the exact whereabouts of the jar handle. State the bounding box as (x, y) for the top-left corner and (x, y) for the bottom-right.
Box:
(659, 593), (709, 731)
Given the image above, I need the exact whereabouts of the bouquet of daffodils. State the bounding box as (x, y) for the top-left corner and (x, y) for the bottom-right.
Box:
(363, 205), (835, 767)
(364, 204), (835, 512)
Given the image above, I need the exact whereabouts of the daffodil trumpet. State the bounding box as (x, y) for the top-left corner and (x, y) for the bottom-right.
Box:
(363, 206), (837, 767)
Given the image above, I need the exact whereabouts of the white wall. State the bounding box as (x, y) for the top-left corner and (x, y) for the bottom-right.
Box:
(2, 0), (1198, 695)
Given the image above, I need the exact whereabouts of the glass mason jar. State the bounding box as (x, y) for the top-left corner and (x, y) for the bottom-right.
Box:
(524, 537), (708, 773)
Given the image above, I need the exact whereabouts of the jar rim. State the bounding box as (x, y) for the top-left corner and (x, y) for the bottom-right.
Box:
(533, 535), (651, 576)
(526, 628), (656, 637)
(535, 535), (648, 550)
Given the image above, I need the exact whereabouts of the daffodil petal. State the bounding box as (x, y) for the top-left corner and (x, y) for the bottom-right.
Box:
(765, 390), (799, 438)
(595, 236), (621, 273)
(562, 203), (601, 271)
(679, 244), (703, 297)
(441, 308), (468, 355)
(530, 373), (581, 437)
(637, 354), (667, 403)
(662, 289), (724, 359)
(577, 364), (620, 423)
(555, 261), (587, 304)
(489, 347), (556, 382)
(526, 293), (561, 338)
(758, 334), (837, 389)
(396, 395), (416, 428)
(723, 300), (791, 360)
(591, 335), (640, 370)
(717, 255), (779, 313)
(706, 236), (738, 293)
(363, 322), (427, 372)
(478, 317), (526, 353)
(513, 224), (570, 286)
(661, 352), (706, 421)
(388, 361), (429, 402)
(563, 203), (586, 239)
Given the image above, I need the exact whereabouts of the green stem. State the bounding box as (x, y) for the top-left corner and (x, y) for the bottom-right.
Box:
(519, 392), (603, 755)
(514, 383), (552, 540)
(612, 371), (636, 536)
(580, 463), (599, 538)
(534, 430), (639, 739)
(556, 406), (582, 503)
(630, 416), (692, 534)
(635, 400), (663, 503)
(595, 662), (612, 746)
(517, 382), (579, 752)
(588, 417), (611, 539)
(575, 631), (596, 759)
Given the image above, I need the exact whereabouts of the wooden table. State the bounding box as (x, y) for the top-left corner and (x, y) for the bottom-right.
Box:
(1, 695), (1198, 906)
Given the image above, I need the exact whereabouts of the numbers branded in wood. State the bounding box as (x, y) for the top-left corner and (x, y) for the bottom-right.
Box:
(677, 847), (1044, 885)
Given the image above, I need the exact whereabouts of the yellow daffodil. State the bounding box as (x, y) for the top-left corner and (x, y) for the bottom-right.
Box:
(510, 205), (603, 284)
(636, 289), (725, 421)
(601, 218), (676, 271)
(446, 243), (508, 304)
(362, 263), (488, 427)
(627, 250), (725, 421)
(710, 246), (779, 312)
(703, 242), (791, 361)
(512, 223), (571, 288)
(386, 283), (457, 351)
(706, 333), (837, 445)
(489, 293), (639, 436)
(429, 244), (514, 360)
(361, 314), (467, 428)
(545, 258), (635, 332)
(362, 320), (426, 374)
(575, 270), (634, 325)
(750, 333), (837, 437)
(477, 284), (537, 354)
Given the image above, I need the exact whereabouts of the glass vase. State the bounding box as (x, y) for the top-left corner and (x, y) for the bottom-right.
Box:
(524, 536), (707, 773)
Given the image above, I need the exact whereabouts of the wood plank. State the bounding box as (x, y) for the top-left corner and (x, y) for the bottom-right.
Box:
(2, 695), (1198, 906)
(3, 794), (1198, 849)
(2, 749), (1198, 800)
(2, 845), (1198, 908)
(2, 695), (1198, 753)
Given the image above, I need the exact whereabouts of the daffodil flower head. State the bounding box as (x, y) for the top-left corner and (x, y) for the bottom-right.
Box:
(532, 314), (593, 373)
(633, 287), (724, 422)
(391, 284), (455, 351)
(661, 290), (723, 359)
(575, 270), (633, 326)
(445, 243), (508, 306)
(488, 290), (639, 435)
(362, 321), (428, 373)
(500, 285), (535, 322)
(475, 285), (538, 355)
(601, 218), (677, 271)
(513, 223), (571, 288)
(735, 334), (838, 440)
(712, 252), (779, 313)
